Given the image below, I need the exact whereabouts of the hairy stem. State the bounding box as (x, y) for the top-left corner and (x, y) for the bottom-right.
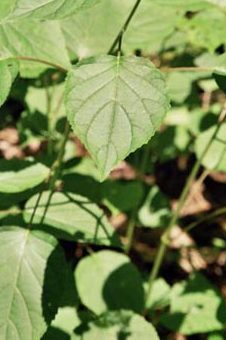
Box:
(145, 104), (226, 305)
(108, 0), (142, 55)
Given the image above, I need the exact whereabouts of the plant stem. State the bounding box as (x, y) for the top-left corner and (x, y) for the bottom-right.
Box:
(28, 121), (71, 227)
(14, 56), (68, 72)
(161, 66), (213, 73)
(49, 121), (71, 191)
(185, 206), (226, 234)
(125, 143), (151, 254)
(108, 0), (142, 54)
(145, 104), (226, 304)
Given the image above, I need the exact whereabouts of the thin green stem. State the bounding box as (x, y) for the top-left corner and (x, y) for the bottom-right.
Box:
(108, 0), (142, 54)
(14, 56), (68, 72)
(161, 66), (214, 73)
(125, 143), (151, 254)
(28, 121), (71, 228)
(145, 104), (226, 305)
(184, 206), (226, 234)
(49, 120), (71, 191)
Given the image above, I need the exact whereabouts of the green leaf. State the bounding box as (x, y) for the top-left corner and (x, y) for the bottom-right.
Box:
(124, 1), (184, 54)
(161, 273), (226, 334)
(0, 19), (70, 73)
(102, 180), (144, 215)
(150, 125), (191, 162)
(75, 250), (144, 314)
(73, 310), (159, 340)
(180, 8), (226, 52)
(208, 331), (226, 340)
(24, 191), (119, 246)
(195, 123), (226, 172)
(61, 0), (133, 59)
(138, 185), (170, 228)
(0, 226), (68, 339)
(50, 307), (80, 336)
(0, 0), (16, 20)
(65, 55), (169, 180)
(0, 159), (49, 193)
(0, 59), (18, 107)
(167, 72), (199, 104)
(9, 0), (100, 20)
(145, 278), (171, 310)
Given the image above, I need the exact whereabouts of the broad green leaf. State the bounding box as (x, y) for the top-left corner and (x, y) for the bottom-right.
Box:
(0, 19), (70, 73)
(0, 59), (18, 107)
(73, 311), (159, 340)
(24, 191), (119, 246)
(9, 0), (100, 20)
(75, 250), (144, 314)
(161, 273), (226, 334)
(195, 123), (226, 172)
(0, 226), (68, 340)
(0, 159), (49, 193)
(61, 0), (134, 59)
(138, 185), (170, 228)
(65, 55), (170, 180)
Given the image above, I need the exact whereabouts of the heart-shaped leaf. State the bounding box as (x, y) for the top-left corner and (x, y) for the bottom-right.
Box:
(65, 55), (169, 180)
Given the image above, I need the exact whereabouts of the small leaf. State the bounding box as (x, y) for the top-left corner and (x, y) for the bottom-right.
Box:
(0, 226), (68, 339)
(75, 250), (144, 315)
(0, 59), (18, 107)
(73, 310), (159, 340)
(65, 55), (169, 180)
(161, 273), (226, 334)
(24, 191), (119, 246)
(195, 123), (226, 172)
(0, 159), (49, 193)
(138, 185), (170, 228)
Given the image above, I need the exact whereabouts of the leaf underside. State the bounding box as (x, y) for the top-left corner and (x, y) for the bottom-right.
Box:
(65, 55), (169, 180)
